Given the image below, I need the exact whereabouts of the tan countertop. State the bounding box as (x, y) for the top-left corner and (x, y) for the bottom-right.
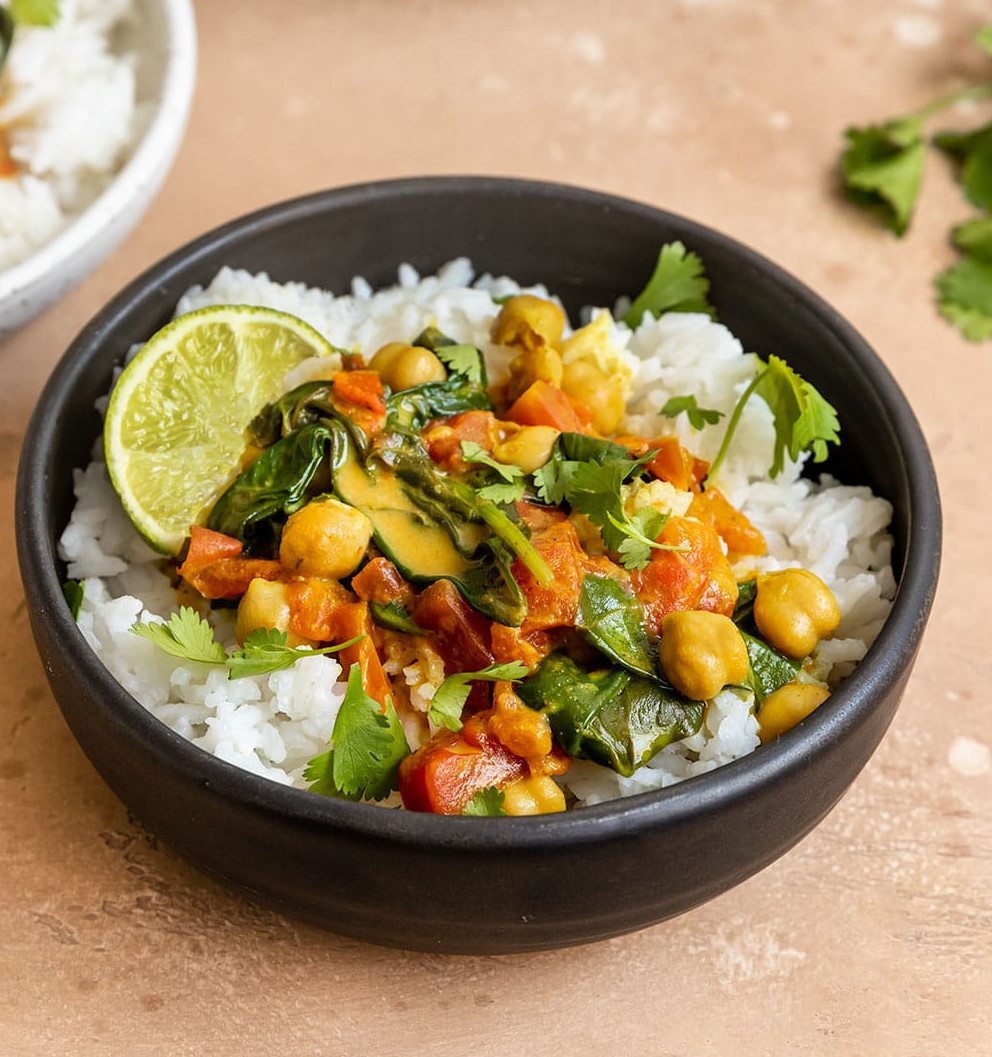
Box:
(2, 2), (990, 1054)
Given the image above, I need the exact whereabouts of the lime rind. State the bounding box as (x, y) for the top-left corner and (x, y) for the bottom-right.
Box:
(104, 304), (339, 555)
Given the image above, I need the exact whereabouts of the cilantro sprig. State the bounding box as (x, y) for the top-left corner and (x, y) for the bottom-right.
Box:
(460, 440), (527, 504)
(622, 242), (715, 327)
(462, 787), (507, 816)
(428, 660), (530, 731)
(130, 607), (361, 679)
(304, 663), (409, 801)
(840, 25), (992, 339)
(660, 395), (724, 431)
(706, 355), (840, 483)
(435, 344), (483, 384)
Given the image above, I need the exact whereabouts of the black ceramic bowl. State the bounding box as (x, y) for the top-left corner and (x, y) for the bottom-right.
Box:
(15, 177), (941, 954)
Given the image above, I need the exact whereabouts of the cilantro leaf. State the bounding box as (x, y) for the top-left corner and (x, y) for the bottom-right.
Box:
(130, 607), (227, 665)
(950, 214), (992, 262)
(62, 579), (84, 620)
(460, 440), (525, 483)
(477, 479), (527, 505)
(314, 663), (409, 801)
(707, 356), (840, 482)
(462, 787), (507, 816)
(840, 116), (926, 235)
(622, 242), (715, 328)
(934, 122), (992, 211)
(428, 660), (530, 732)
(660, 394), (724, 431)
(434, 344), (483, 384)
(935, 254), (992, 341)
(614, 507), (671, 571)
(226, 628), (364, 679)
(9, 0), (60, 26)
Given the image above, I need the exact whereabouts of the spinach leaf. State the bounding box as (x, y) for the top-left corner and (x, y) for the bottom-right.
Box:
(517, 653), (703, 776)
(576, 575), (660, 682)
(207, 422), (331, 543)
(62, 579), (84, 620)
(732, 579), (758, 624)
(740, 630), (800, 702)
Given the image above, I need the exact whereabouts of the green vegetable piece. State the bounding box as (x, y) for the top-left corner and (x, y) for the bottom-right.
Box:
(977, 25), (992, 57)
(130, 607), (227, 666)
(63, 579), (84, 620)
(740, 630), (801, 703)
(707, 355), (840, 484)
(621, 242), (715, 328)
(369, 600), (424, 635)
(225, 628), (363, 680)
(207, 422), (331, 543)
(576, 575), (660, 682)
(0, 9), (13, 76)
(462, 786), (507, 816)
(10, 0), (60, 26)
(934, 122), (992, 212)
(840, 116), (926, 236)
(732, 579), (758, 625)
(428, 660), (530, 731)
(518, 653), (703, 777)
(660, 394), (723, 431)
(460, 440), (525, 484)
(935, 255), (992, 342)
(304, 663), (409, 801)
(950, 215), (992, 263)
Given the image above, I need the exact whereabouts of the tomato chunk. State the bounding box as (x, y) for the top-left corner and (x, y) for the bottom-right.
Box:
(687, 488), (766, 557)
(181, 557), (285, 600)
(328, 601), (391, 709)
(399, 713), (528, 814)
(504, 380), (588, 433)
(350, 557), (414, 607)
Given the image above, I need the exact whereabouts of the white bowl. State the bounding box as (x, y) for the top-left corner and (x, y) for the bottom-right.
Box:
(0, 0), (197, 337)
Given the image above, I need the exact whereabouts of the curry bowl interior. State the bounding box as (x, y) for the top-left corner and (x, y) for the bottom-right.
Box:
(16, 177), (941, 953)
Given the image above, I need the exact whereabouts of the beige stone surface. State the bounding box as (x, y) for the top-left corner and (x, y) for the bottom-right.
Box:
(1, 0), (990, 1053)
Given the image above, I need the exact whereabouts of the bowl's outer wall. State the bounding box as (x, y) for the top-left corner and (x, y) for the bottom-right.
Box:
(17, 178), (941, 953)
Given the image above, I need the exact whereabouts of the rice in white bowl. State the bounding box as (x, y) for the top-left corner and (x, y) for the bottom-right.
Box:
(58, 259), (896, 805)
(0, 0), (145, 271)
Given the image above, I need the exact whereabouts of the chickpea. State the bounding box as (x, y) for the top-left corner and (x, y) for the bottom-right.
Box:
(560, 359), (626, 434)
(235, 578), (313, 647)
(492, 425), (560, 474)
(753, 568), (841, 659)
(279, 497), (373, 580)
(659, 610), (750, 701)
(490, 685), (553, 759)
(491, 295), (566, 353)
(758, 681), (831, 743)
(369, 341), (447, 391)
(501, 776), (566, 816)
(506, 345), (564, 404)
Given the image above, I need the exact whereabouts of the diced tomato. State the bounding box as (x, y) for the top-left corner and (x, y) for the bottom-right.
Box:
(350, 557), (414, 607)
(632, 516), (738, 636)
(504, 380), (588, 433)
(515, 501), (568, 533)
(412, 580), (493, 672)
(180, 525), (244, 572)
(332, 370), (386, 414)
(422, 410), (501, 470)
(328, 601), (392, 709)
(181, 557), (285, 600)
(490, 623), (557, 669)
(687, 488), (767, 557)
(398, 713), (528, 814)
(645, 437), (708, 492)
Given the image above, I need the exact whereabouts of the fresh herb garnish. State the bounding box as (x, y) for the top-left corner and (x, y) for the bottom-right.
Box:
(428, 660), (530, 731)
(462, 786), (507, 816)
(460, 440), (527, 504)
(434, 343), (483, 384)
(839, 25), (992, 339)
(304, 663), (409, 801)
(621, 241), (715, 328)
(131, 607), (228, 665)
(706, 355), (840, 483)
(131, 606), (361, 678)
(660, 395), (724, 431)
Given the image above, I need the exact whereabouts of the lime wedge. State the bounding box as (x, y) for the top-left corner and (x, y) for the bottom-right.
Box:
(104, 304), (339, 555)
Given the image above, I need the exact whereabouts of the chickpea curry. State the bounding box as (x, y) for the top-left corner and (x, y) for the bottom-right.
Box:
(151, 281), (845, 816)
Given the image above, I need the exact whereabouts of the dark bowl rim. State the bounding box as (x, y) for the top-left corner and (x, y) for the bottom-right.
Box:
(15, 174), (942, 851)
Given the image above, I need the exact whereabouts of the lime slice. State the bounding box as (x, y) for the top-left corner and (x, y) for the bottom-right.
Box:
(104, 304), (339, 555)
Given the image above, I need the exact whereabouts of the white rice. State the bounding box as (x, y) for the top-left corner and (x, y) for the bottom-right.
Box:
(58, 259), (896, 805)
(0, 0), (143, 271)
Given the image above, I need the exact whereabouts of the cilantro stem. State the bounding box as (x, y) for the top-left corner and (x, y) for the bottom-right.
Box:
(914, 83), (992, 123)
(704, 368), (766, 487)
